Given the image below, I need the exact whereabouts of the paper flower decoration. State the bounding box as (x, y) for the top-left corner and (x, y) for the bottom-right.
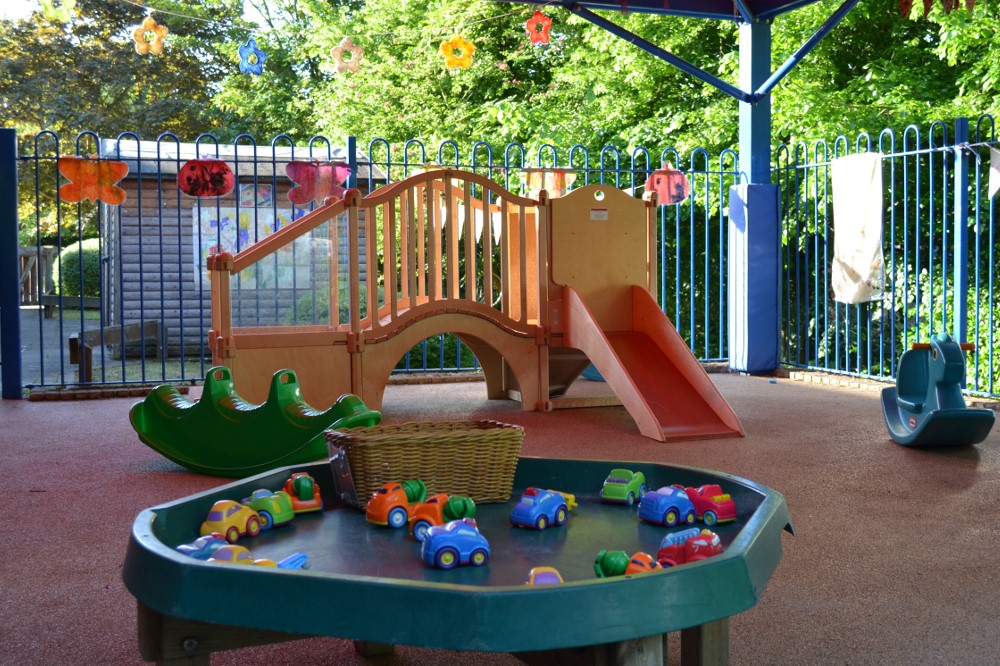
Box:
(177, 159), (236, 198)
(239, 38), (267, 76)
(525, 11), (553, 45)
(519, 168), (577, 199)
(40, 0), (75, 22)
(331, 37), (363, 73)
(440, 35), (476, 70)
(645, 163), (691, 205)
(57, 157), (129, 205)
(286, 161), (352, 205)
(133, 16), (168, 56)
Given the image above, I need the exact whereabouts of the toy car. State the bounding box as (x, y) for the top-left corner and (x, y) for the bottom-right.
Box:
(410, 494), (476, 542)
(366, 480), (427, 528)
(199, 500), (261, 543)
(637, 486), (697, 527)
(624, 551), (663, 575)
(509, 487), (570, 530)
(526, 566), (564, 585)
(283, 472), (323, 513)
(242, 489), (295, 530)
(207, 544), (277, 567)
(175, 533), (228, 560)
(657, 528), (724, 567)
(421, 518), (491, 569)
(594, 549), (661, 577)
(675, 483), (737, 525)
(600, 468), (647, 506)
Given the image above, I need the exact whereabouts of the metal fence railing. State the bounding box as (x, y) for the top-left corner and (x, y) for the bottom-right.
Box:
(5, 131), (735, 391)
(776, 115), (999, 397)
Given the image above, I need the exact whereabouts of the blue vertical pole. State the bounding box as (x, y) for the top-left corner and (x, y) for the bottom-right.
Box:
(952, 118), (969, 343)
(347, 135), (358, 190)
(0, 128), (23, 399)
(729, 19), (780, 372)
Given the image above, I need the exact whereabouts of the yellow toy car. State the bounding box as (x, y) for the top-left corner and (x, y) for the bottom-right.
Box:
(199, 500), (261, 543)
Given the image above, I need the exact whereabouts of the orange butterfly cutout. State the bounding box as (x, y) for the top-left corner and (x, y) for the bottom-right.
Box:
(58, 157), (129, 205)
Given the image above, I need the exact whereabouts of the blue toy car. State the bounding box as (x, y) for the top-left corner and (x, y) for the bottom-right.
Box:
(637, 486), (697, 527)
(175, 533), (229, 560)
(509, 487), (570, 530)
(421, 518), (491, 569)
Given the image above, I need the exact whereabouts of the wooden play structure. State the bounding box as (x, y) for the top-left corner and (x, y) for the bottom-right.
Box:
(207, 169), (743, 442)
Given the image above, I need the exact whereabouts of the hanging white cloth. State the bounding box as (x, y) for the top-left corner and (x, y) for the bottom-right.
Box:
(830, 152), (886, 304)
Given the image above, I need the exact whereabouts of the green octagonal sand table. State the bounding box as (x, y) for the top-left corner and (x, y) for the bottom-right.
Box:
(123, 457), (793, 665)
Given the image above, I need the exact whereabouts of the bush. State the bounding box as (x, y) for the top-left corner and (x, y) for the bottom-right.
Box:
(52, 238), (101, 297)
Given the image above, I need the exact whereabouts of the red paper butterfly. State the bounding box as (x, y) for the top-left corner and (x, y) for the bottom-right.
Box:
(285, 161), (352, 205)
(177, 158), (236, 198)
(645, 163), (691, 205)
(57, 156), (129, 205)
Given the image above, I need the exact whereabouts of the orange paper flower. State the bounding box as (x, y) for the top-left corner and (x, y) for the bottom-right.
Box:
(440, 34), (476, 70)
(133, 16), (168, 56)
(331, 37), (364, 73)
(525, 11), (553, 45)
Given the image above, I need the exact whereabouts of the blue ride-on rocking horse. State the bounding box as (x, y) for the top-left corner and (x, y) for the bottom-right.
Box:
(881, 332), (995, 447)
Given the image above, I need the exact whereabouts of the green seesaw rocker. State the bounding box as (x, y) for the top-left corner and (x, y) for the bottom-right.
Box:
(130, 366), (380, 477)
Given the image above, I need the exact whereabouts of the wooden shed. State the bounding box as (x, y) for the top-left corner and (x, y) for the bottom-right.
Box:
(97, 139), (384, 357)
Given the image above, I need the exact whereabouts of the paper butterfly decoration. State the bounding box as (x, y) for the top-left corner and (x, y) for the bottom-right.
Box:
(57, 157), (129, 205)
(518, 168), (577, 199)
(239, 38), (267, 76)
(645, 163), (691, 205)
(133, 16), (168, 56)
(525, 11), (553, 45)
(331, 37), (364, 73)
(177, 159), (236, 198)
(285, 161), (352, 205)
(440, 35), (476, 70)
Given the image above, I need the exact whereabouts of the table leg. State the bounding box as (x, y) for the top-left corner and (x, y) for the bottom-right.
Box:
(137, 602), (308, 665)
(514, 632), (667, 665)
(681, 618), (729, 666)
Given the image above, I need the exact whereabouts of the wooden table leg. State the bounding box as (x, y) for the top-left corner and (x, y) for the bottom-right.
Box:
(136, 602), (309, 665)
(680, 618), (729, 666)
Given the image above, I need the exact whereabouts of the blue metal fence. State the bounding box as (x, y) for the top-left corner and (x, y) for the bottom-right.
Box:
(775, 114), (999, 397)
(5, 131), (735, 392)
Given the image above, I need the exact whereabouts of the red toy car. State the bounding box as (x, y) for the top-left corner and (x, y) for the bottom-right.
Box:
(674, 483), (737, 525)
(656, 528), (724, 567)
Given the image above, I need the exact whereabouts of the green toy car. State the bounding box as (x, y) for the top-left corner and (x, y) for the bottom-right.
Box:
(242, 489), (296, 530)
(599, 468), (647, 506)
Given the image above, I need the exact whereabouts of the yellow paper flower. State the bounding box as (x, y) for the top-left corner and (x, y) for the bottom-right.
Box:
(331, 37), (364, 73)
(440, 34), (475, 70)
(133, 16), (168, 56)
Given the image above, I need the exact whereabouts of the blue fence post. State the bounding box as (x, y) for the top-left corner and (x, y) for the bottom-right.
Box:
(347, 135), (357, 189)
(952, 118), (969, 344)
(0, 128), (22, 399)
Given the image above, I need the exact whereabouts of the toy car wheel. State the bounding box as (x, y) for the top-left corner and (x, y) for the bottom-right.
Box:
(626, 492), (636, 506)
(703, 511), (718, 526)
(554, 506), (568, 526)
(470, 549), (489, 566)
(246, 516), (261, 537)
(663, 508), (679, 527)
(225, 526), (240, 543)
(257, 510), (273, 530)
(639, 485), (648, 498)
(535, 515), (548, 530)
(388, 507), (408, 529)
(412, 520), (431, 542)
(684, 510), (696, 525)
(435, 547), (459, 570)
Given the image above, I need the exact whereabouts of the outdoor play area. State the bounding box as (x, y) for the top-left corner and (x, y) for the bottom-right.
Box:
(3, 0), (1000, 665)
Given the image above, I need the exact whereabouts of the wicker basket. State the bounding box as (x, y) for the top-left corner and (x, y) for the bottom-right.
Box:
(325, 420), (524, 508)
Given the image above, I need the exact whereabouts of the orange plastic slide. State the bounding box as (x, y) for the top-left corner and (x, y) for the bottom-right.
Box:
(563, 285), (744, 442)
